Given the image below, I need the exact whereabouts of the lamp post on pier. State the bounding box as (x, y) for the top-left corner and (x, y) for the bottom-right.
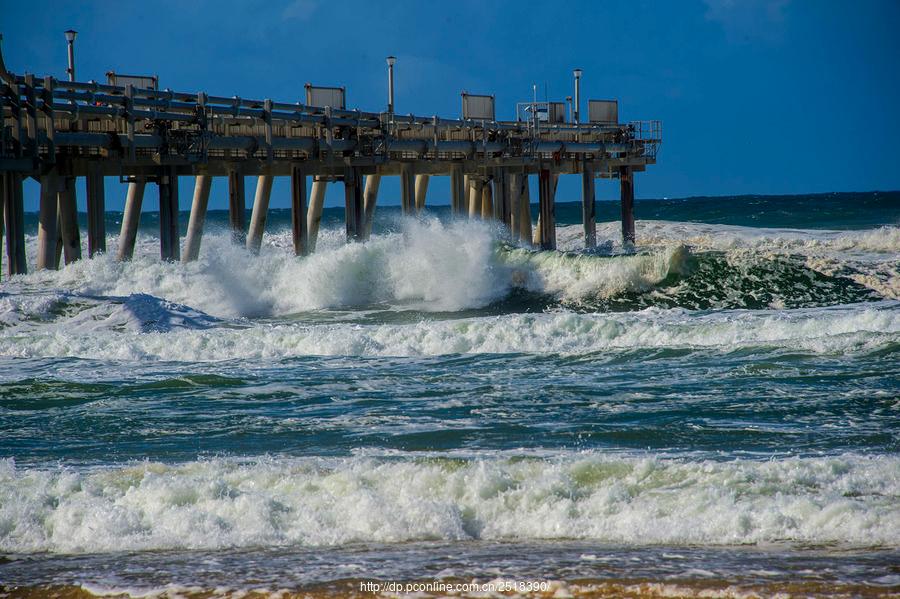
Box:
(64, 29), (77, 82)
(386, 55), (396, 114)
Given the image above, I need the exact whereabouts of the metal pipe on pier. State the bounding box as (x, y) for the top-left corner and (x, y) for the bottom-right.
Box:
(246, 174), (273, 254)
(117, 178), (145, 261)
(182, 174), (211, 263)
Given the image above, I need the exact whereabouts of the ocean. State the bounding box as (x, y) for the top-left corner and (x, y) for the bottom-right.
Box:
(0, 192), (898, 598)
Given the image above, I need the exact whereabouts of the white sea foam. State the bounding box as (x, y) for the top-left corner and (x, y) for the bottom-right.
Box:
(0, 452), (896, 553)
(0, 301), (896, 360)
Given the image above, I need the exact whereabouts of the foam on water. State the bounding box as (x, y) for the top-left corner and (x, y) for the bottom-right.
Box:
(0, 452), (896, 553)
(0, 301), (896, 360)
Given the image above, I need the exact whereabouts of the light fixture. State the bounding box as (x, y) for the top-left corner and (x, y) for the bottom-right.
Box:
(386, 56), (396, 113)
(64, 29), (77, 42)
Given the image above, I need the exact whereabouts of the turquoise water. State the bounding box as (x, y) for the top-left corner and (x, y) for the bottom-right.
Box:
(1, 192), (898, 596)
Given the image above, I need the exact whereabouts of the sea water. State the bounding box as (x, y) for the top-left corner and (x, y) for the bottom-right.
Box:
(0, 193), (898, 597)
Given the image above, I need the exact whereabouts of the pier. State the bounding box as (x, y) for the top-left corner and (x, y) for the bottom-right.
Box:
(0, 36), (660, 277)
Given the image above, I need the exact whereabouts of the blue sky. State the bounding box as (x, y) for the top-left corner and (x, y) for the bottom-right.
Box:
(2, 0), (898, 211)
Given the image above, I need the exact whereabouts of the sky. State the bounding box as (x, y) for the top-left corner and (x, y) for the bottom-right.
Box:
(2, 0), (898, 211)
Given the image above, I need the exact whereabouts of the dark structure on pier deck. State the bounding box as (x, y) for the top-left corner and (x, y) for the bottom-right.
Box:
(0, 35), (661, 277)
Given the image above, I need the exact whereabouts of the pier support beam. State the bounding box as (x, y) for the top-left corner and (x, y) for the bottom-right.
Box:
(493, 168), (511, 227)
(582, 164), (596, 249)
(400, 163), (415, 215)
(468, 177), (484, 219)
(363, 173), (381, 238)
(182, 174), (211, 263)
(619, 166), (635, 248)
(2, 172), (27, 276)
(36, 174), (59, 270)
(57, 176), (81, 264)
(509, 173), (521, 240)
(450, 165), (465, 216)
(414, 174), (429, 212)
(306, 176), (326, 253)
(246, 174), (273, 254)
(86, 166), (106, 257)
(481, 177), (493, 220)
(538, 169), (556, 251)
(344, 167), (364, 242)
(158, 168), (180, 262)
(520, 176), (533, 245)
(228, 169), (246, 244)
(291, 166), (309, 256)
(117, 178), (145, 261)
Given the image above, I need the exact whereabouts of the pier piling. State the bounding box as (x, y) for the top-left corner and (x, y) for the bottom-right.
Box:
(538, 169), (556, 250)
(57, 176), (81, 264)
(362, 173), (381, 238)
(344, 167), (364, 241)
(182, 174), (211, 263)
(2, 172), (26, 276)
(117, 178), (145, 261)
(619, 166), (635, 247)
(158, 168), (180, 262)
(414, 174), (429, 212)
(450, 166), (465, 216)
(246, 174), (273, 254)
(86, 166), (106, 257)
(400, 164), (415, 215)
(582, 163), (596, 249)
(306, 176), (326, 253)
(228, 169), (246, 245)
(36, 173), (59, 270)
(291, 166), (309, 256)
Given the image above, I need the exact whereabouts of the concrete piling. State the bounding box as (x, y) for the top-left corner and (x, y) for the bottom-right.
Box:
(480, 177), (493, 220)
(117, 178), (146, 261)
(158, 168), (180, 262)
(619, 166), (635, 247)
(344, 167), (364, 241)
(291, 165), (309, 256)
(228, 169), (246, 245)
(36, 174), (59, 270)
(582, 163), (596, 249)
(86, 166), (106, 257)
(57, 176), (81, 264)
(538, 169), (556, 250)
(450, 166), (465, 216)
(2, 172), (26, 276)
(468, 177), (484, 219)
(306, 176), (326, 253)
(362, 173), (381, 238)
(246, 174), (273, 254)
(400, 164), (415, 215)
(182, 174), (211, 263)
(520, 177), (533, 245)
(414, 174), (429, 212)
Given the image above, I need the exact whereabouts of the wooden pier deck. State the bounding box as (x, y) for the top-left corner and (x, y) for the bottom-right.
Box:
(0, 37), (660, 276)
